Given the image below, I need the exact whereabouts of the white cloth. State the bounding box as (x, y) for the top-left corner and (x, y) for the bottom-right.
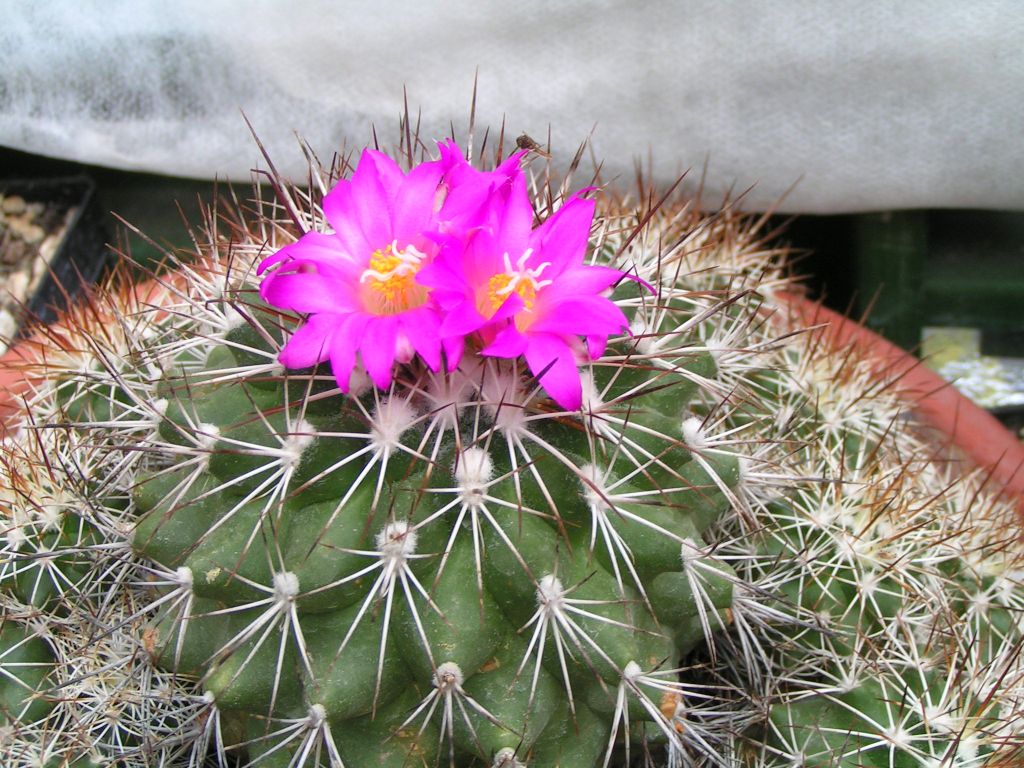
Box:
(1, 1), (1021, 213)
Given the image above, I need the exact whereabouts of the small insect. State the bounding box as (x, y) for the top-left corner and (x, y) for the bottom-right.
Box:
(515, 133), (552, 158)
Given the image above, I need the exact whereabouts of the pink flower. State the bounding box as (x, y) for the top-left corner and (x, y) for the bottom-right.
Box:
(419, 172), (633, 411)
(257, 147), (460, 392)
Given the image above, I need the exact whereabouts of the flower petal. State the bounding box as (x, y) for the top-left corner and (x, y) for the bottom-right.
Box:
(529, 195), (595, 277)
(258, 232), (357, 276)
(437, 144), (523, 234)
(359, 316), (400, 390)
(361, 150), (405, 201)
(439, 299), (489, 338)
(329, 315), (367, 392)
(348, 149), (396, 248)
(480, 324), (528, 358)
(392, 159), (445, 245)
(496, 173), (534, 252)
(321, 182), (373, 259)
(524, 333), (583, 411)
(538, 265), (627, 302)
(587, 334), (608, 359)
(401, 307), (443, 371)
(260, 269), (360, 314)
(443, 335), (465, 371)
(278, 314), (335, 369)
(416, 256), (467, 297)
(530, 296), (629, 337)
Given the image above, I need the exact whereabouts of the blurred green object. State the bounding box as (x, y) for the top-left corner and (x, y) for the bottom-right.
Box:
(854, 210), (1024, 354)
(0, 146), (247, 274)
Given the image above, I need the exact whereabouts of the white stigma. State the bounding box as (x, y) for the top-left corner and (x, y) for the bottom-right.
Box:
(455, 447), (493, 508)
(359, 240), (427, 284)
(496, 248), (553, 299)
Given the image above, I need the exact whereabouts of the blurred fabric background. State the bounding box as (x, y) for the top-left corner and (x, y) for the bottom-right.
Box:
(1, 1), (1022, 212)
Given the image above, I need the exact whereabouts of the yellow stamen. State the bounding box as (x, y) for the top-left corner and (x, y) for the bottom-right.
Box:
(359, 240), (428, 315)
(486, 249), (552, 313)
(488, 273), (537, 310)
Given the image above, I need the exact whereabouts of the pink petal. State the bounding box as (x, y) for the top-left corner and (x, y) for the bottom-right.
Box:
(538, 265), (627, 302)
(258, 232), (356, 275)
(489, 292), (526, 324)
(530, 296), (629, 337)
(278, 314), (335, 369)
(437, 139), (463, 165)
(494, 149), (528, 176)
(524, 333), (583, 411)
(416, 257), (467, 296)
(439, 299), (489, 337)
(529, 195), (595, 278)
(260, 269), (359, 314)
(361, 150), (405, 201)
(348, 149), (395, 248)
(359, 316), (400, 389)
(401, 308), (443, 371)
(480, 324), (528, 358)
(321, 182), (373, 259)
(436, 145), (522, 234)
(392, 159), (445, 245)
(587, 334), (608, 359)
(443, 335), (464, 370)
(460, 228), (506, 287)
(497, 173), (534, 251)
(329, 315), (367, 392)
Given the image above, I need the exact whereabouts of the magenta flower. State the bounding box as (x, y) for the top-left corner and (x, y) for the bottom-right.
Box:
(259, 142), (634, 409)
(419, 172), (632, 411)
(257, 147), (460, 392)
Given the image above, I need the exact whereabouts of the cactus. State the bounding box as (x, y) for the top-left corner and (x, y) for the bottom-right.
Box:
(0, 127), (1022, 768)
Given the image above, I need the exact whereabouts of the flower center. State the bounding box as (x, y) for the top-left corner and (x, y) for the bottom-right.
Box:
(486, 249), (552, 313)
(359, 240), (428, 315)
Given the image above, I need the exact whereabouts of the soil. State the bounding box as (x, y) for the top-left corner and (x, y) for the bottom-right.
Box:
(0, 191), (77, 351)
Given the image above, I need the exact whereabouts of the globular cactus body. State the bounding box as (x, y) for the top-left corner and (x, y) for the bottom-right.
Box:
(0, 132), (1021, 768)
(125, 292), (741, 765)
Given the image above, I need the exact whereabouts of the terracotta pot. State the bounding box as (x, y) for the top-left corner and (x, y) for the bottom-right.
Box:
(3, 284), (1022, 514)
(0, 275), (184, 440)
(777, 290), (1024, 515)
